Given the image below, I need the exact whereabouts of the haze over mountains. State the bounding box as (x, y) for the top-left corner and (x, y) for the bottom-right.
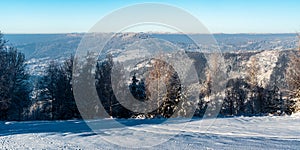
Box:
(4, 33), (298, 59)
(3, 33), (298, 89)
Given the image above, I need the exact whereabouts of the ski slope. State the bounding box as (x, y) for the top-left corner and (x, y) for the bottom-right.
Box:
(1, 115), (300, 149)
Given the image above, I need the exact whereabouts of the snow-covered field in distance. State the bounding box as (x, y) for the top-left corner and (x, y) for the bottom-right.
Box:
(1, 115), (300, 149)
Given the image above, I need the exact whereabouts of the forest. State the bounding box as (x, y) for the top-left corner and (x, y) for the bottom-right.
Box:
(1, 32), (300, 121)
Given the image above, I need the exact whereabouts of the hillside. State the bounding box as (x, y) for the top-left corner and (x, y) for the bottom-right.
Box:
(3, 33), (294, 68)
(3, 33), (296, 95)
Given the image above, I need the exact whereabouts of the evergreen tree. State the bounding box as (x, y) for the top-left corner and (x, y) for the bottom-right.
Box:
(95, 54), (131, 118)
(264, 84), (283, 114)
(137, 79), (146, 101)
(129, 73), (139, 100)
(222, 78), (249, 116)
(37, 56), (80, 120)
(0, 32), (31, 120)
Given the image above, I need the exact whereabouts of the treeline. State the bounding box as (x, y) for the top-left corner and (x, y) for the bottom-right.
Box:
(207, 78), (286, 117)
(1, 32), (300, 121)
(30, 57), (80, 120)
(197, 55), (293, 117)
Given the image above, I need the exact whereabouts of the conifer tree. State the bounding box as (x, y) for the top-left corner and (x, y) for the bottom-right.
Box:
(0, 32), (31, 120)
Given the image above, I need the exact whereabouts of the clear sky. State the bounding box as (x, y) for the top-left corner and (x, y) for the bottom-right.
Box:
(1, 0), (300, 34)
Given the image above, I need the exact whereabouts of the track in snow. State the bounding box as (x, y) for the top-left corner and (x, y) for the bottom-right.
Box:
(1, 115), (300, 149)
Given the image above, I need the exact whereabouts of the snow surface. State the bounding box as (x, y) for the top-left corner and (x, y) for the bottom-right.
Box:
(1, 116), (300, 149)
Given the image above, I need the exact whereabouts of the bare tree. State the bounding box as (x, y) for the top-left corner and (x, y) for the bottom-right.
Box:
(203, 53), (227, 117)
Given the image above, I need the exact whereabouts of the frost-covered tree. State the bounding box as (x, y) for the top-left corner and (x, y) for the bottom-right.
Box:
(198, 53), (227, 117)
(246, 56), (265, 114)
(286, 35), (300, 113)
(144, 59), (181, 118)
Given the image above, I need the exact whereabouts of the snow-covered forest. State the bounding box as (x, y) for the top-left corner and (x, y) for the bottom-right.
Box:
(1, 31), (300, 149)
(1, 32), (300, 121)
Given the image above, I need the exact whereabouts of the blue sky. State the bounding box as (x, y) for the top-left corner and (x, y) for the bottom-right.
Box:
(1, 0), (300, 33)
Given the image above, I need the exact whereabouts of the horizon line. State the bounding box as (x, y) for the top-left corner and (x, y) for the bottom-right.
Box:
(3, 32), (298, 35)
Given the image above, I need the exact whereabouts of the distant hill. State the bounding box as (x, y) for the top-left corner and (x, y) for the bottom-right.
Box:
(4, 33), (83, 59)
(152, 33), (297, 52)
(3, 33), (298, 60)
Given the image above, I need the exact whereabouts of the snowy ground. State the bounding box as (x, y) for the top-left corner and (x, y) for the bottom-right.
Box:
(1, 115), (300, 149)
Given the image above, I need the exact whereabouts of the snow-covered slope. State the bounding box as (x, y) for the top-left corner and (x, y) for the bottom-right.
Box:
(1, 116), (299, 149)
(223, 49), (293, 89)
